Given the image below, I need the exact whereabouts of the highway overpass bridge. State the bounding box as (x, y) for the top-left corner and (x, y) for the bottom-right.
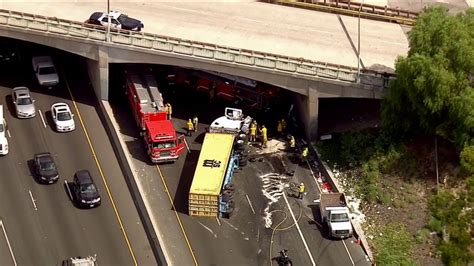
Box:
(0, 1), (409, 138)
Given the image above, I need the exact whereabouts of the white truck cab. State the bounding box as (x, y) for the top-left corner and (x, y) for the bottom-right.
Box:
(0, 105), (9, 155)
(209, 107), (253, 134)
(32, 56), (59, 87)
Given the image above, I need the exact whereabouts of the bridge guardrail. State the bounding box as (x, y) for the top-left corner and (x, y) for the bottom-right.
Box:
(0, 8), (389, 89)
(272, 0), (417, 26)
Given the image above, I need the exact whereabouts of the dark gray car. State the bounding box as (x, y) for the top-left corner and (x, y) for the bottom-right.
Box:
(73, 170), (101, 208)
(34, 153), (59, 184)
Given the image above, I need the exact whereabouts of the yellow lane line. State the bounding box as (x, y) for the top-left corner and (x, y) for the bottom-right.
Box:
(155, 165), (198, 266)
(62, 74), (138, 265)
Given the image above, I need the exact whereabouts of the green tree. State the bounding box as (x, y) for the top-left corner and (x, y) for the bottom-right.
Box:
(382, 7), (474, 147)
(460, 145), (474, 175)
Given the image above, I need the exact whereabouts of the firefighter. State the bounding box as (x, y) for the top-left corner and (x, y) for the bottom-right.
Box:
(165, 103), (173, 120)
(276, 120), (282, 137)
(281, 118), (287, 134)
(249, 121), (257, 143)
(192, 115), (198, 132)
(186, 119), (194, 136)
(259, 125), (268, 148)
(298, 182), (305, 200)
(289, 135), (296, 151)
(301, 146), (309, 163)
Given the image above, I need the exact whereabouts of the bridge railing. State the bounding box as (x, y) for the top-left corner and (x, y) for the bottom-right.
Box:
(0, 8), (389, 89)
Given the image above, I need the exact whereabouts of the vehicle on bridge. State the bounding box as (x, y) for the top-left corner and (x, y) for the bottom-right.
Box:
(189, 108), (251, 217)
(125, 66), (185, 163)
(87, 11), (144, 32)
(32, 56), (59, 87)
(316, 192), (353, 239)
(0, 105), (8, 155)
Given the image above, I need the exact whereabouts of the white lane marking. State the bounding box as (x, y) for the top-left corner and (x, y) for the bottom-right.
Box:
(282, 193), (316, 266)
(38, 109), (47, 128)
(65, 180), (73, 201)
(215, 217), (221, 226)
(342, 240), (355, 265)
(245, 194), (256, 214)
(7, 129), (11, 138)
(197, 222), (217, 238)
(0, 219), (18, 266)
(28, 190), (38, 211)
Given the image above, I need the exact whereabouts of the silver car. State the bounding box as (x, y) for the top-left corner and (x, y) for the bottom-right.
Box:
(12, 87), (36, 118)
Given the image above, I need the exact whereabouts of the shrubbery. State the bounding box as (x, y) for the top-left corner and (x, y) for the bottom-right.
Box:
(373, 223), (417, 265)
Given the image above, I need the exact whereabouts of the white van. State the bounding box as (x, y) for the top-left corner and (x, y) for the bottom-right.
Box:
(0, 105), (9, 155)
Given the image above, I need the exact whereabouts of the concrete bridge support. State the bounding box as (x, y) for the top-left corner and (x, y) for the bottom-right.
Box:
(291, 87), (319, 141)
(87, 46), (109, 100)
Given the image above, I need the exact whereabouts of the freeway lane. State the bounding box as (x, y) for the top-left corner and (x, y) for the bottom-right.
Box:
(0, 49), (154, 265)
(1, 0), (408, 69)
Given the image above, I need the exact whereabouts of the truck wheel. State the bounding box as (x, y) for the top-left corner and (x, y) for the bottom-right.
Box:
(235, 139), (245, 150)
(239, 157), (248, 167)
(222, 189), (234, 198)
(224, 183), (235, 191)
(237, 133), (247, 142)
(222, 193), (232, 202)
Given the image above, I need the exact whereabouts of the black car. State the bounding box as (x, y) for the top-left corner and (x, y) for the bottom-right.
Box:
(87, 11), (144, 31)
(73, 170), (101, 208)
(0, 38), (20, 63)
(34, 153), (59, 184)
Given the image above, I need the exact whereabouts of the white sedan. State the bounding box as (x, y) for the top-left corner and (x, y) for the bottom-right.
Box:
(51, 103), (75, 132)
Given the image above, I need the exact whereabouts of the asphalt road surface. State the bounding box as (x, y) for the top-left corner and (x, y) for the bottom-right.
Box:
(0, 45), (154, 265)
(108, 63), (371, 265)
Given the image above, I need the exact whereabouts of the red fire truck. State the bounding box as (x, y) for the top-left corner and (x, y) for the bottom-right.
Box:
(166, 68), (279, 110)
(125, 66), (186, 163)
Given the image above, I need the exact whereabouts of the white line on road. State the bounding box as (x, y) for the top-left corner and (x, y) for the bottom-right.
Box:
(282, 193), (316, 266)
(197, 222), (217, 238)
(0, 219), (18, 266)
(6, 129), (11, 138)
(215, 217), (221, 226)
(28, 190), (38, 211)
(245, 194), (256, 214)
(38, 109), (47, 128)
(65, 180), (73, 200)
(342, 240), (355, 266)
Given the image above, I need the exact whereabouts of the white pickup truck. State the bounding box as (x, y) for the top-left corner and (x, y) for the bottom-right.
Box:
(209, 107), (253, 135)
(32, 56), (59, 87)
(0, 105), (8, 155)
(317, 192), (353, 239)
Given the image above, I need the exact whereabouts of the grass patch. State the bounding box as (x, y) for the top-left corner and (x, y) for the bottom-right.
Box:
(374, 223), (417, 265)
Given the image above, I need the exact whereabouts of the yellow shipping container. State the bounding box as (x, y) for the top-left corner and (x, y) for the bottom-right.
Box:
(189, 133), (235, 217)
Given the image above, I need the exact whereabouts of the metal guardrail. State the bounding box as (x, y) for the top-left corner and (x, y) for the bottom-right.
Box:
(0, 8), (388, 89)
(273, 0), (418, 26)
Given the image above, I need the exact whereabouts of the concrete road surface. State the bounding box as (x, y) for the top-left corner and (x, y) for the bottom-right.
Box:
(1, 0), (408, 71)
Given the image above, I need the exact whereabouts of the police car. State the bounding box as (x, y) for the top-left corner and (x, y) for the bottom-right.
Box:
(87, 11), (144, 31)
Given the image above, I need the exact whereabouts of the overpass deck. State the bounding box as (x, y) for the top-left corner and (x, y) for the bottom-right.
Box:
(1, 0), (408, 72)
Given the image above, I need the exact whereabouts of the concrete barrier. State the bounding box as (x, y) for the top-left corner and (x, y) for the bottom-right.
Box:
(310, 144), (375, 263)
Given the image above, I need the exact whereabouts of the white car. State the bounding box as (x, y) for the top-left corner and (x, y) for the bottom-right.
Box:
(32, 56), (59, 87)
(51, 103), (75, 132)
